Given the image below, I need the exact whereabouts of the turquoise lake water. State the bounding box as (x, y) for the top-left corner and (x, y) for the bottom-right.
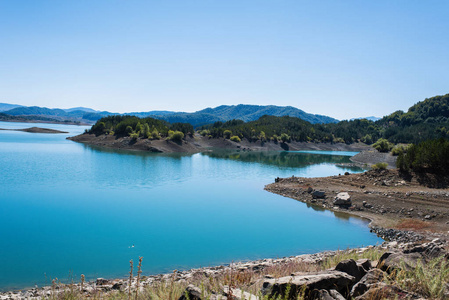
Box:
(0, 121), (382, 291)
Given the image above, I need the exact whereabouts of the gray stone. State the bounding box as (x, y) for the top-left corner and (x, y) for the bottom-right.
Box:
(350, 268), (386, 298)
(333, 192), (351, 206)
(334, 259), (367, 282)
(309, 289), (344, 300)
(377, 252), (423, 273)
(312, 190), (326, 199)
(262, 270), (355, 299)
(223, 286), (259, 300)
(179, 285), (203, 300)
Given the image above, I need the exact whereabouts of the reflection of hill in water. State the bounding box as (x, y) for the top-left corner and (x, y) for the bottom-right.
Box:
(203, 151), (363, 171)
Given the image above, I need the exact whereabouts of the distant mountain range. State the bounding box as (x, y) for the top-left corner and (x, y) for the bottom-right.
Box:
(0, 103), (339, 126)
(350, 116), (381, 122)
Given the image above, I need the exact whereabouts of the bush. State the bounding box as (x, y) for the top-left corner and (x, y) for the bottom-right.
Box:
(129, 132), (139, 141)
(223, 130), (232, 139)
(391, 144), (410, 156)
(371, 162), (388, 170)
(230, 135), (241, 142)
(373, 138), (393, 152)
(361, 134), (373, 144)
(280, 133), (291, 143)
(200, 130), (210, 137)
(169, 131), (184, 142)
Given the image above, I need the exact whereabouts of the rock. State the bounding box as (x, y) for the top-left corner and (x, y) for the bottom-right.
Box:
(377, 252), (423, 273)
(96, 278), (110, 285)
(307, 186), (313, 193)
(333, 192), (351, 207)
(262, 270), (355, 299)
(223, 286), (259, 300)
(312, 190), (326, 199)
(354, 283), (416, 300)
(362, 201), (373, 208)
(179, 284), (203, 300)
(350, 268), (386, 298)
(356, 259), (372, 272)
(403, 241), (446, 259)
(309, 289), (345, 300)
(334, 259), (369, 282)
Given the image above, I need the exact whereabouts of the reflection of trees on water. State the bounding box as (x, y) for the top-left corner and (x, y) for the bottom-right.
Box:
(203, 151), (363, 171)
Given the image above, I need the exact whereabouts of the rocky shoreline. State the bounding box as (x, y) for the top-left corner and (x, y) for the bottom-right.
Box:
(2, 238), (447, 300)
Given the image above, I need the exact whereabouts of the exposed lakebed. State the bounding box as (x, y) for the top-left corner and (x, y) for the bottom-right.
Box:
(0, 121), (382, 291)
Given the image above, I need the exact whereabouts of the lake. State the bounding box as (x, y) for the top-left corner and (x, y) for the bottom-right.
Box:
(0, 121), (382, 291)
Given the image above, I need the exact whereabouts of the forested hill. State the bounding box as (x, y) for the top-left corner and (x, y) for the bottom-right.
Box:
(200, 93), (449, 145)
(134, 104), (339, 126)
(0, 103), (338, 126)
(195, 104), (338, 124)
(378, 94), (449, 126)
(84, 93), (449, 146)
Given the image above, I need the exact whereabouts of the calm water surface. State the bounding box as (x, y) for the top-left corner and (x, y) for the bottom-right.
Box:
(0, 121), (382, 290)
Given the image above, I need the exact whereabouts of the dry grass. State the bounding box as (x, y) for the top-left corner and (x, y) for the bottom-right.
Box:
(395, 218), (431, 231)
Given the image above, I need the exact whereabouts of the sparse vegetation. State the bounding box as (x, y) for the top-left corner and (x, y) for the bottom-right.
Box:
(371, 162), (388, 170)
(397, 138), (449, 175)
(372, 138), (393, 153)
(230, 135), (241, 143)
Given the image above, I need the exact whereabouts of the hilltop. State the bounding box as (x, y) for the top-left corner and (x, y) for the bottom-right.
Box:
(0, 103), (338, 126)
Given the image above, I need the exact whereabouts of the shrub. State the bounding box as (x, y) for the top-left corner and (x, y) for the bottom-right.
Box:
(170, 131), (184, 142)
(129, 132), (139, 141)
(371, 162), (388, 170)
(373, 138), (393, 152)
(280, 133), (291, 143)
(361, 134), (373, 144)
(230, 135), (241, 143)
(223, 130), (232, 139)
(151, 129), (160, 140)
(391, 144), (410, 156)
(200, 129), (210, 137)
(125, 125), (134, 135)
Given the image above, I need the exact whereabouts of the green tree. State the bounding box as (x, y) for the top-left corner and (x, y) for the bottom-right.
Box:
(230, 135), (241, 142)
(223, 130), (232, 139)
(280, 133), (291, 143)
(170, 131), (184, 142)
(142, 123), (150, 138)
(373, 138), (392, 152)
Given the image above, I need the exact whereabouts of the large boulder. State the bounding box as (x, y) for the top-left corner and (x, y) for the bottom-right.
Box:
(262, 270), (355, 299)
(350, 268), (387, 298)
(334, 259), (371, 282)
(333, 192), (351, 207)
(377, 252), (423, 273)
(403, 240), (446, 259)
(309, 289), (346, 300)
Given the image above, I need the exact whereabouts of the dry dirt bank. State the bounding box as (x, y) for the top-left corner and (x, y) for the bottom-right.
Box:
(68, 133), (371, 153)
(265, 169), (449, 241)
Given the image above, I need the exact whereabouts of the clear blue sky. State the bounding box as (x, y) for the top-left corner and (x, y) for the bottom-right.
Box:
(1, 1), (448, 120)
